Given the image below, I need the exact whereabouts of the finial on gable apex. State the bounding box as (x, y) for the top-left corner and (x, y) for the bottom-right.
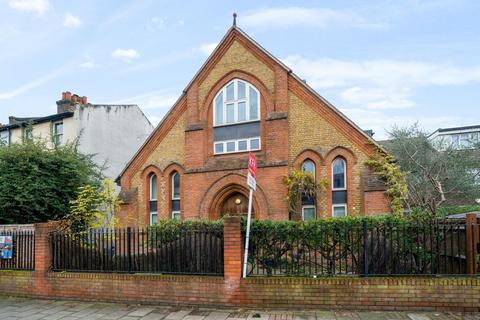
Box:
(233, 12), (237, 27)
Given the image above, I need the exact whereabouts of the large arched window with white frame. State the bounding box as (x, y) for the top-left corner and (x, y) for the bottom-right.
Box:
(213, 79), (261, 154)
(332, 157), (347, 217)
(149, 174), (158, 225)
(301, 160), (316, 221)
(171, 171), (181, 220)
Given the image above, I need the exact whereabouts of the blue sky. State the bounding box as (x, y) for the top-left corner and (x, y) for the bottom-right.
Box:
(0, 0), (479, 139)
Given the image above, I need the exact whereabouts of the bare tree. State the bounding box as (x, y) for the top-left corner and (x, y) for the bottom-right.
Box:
(385, 124), (480, 215)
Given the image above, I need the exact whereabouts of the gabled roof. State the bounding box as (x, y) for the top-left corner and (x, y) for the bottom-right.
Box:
(118, 25), (386, 181)
(0, 112), (74, 131)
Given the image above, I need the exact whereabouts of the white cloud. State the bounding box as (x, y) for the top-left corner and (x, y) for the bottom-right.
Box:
(242, 7), (385, 29)
(79, 61), (96, 69)
(63, 13), (82, 28)
(7, 0), (49, 15)
(341, 87), (416, 110)
(0, 66), (66, 100)
(113, 90), (179, 111)
(146, 16), (166, 31)
(283, 55), (480, 110)
(199, 42), (218, 56)
(112, 48), (140, 63)
(340, 107), (463, 140)
(148, 116), (163, 126)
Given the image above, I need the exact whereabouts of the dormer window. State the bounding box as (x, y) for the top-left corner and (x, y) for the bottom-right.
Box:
(213, 79), (261, 154)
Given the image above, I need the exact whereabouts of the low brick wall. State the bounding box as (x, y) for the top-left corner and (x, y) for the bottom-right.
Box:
(0, 217), (479, 311)
(0, 271), (479, 311)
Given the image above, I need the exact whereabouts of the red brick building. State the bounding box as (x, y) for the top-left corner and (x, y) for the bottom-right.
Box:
(117, 25), (390, 226)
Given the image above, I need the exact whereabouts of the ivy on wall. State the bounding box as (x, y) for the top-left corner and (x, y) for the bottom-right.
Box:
(364, 147), (408, 216)
(283, 170), (328, 217)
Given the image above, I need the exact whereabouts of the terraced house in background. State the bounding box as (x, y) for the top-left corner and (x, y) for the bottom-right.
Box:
(117, 24), (392, 226)
(0, 92), (153, 180)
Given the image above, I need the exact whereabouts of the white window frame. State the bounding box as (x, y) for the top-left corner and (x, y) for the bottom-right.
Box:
(332, 158), (347, 191)
(332, 204), (348, 218)
(302, 205), (316, 221)
(171, 211), (181, 220)
(0, 130), (9, 146)
(213, 137), (261, 155)
(53, 121), (64, 146)
(24, 127), (33, 140)
(213, 79), (260, 127)
(150, 212), (158, 225)
(302, 160), (316, 178)
(171, 172), (180, 200)
(149, 174), (157, 201)
(171, 172), (180, 220)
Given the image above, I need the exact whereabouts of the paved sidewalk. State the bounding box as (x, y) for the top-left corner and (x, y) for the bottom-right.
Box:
(0, 297), (478, 320)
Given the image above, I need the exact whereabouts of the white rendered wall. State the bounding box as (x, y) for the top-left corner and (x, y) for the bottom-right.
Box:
(74, 105), (153, 180)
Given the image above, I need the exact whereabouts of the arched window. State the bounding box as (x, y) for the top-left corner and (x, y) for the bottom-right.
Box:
(301, 160), (316, 221)
(332, 158), (347, 217)
(213, 79), (261, 154)
(149, 174), (158, 224)
(302, 160), (315, 177)
(171, 172), (180, 220)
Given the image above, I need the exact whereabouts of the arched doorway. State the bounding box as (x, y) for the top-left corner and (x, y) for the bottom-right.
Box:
(219, 191), (254, 217)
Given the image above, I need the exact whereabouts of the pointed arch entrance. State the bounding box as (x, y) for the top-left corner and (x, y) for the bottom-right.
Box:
(210, 184), (255, 219)
(199, 173), (270, 220)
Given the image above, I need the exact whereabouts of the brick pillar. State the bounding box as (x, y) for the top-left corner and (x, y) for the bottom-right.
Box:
(466, 213), (479, 274)
(33, 221), (61, 298)
(34, 221), (61, 272)
(223, 216), (242, 280)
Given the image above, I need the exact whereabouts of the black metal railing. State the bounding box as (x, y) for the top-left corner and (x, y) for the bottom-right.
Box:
(51, 226), (224, 275)
(0, 230), (35, 270)
(246, 219), (478, 277)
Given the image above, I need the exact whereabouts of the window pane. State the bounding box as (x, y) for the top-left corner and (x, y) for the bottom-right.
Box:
(55, 123), (63, 135)
(172, 211), (181, 220)
(226, 141), (235, 152)
(238, 102), (246, 122)
(238, 140), (247, 151)
(249, 88), (258, 120)
(25, 128), (33, 140)
(0, 131), (8, 146)
(172, 173), (180, 199)
(302, 160), (315, 176)
(250, 138), (260, 150)
(226, 103), (235, 123)
(172, 199), (180, 211)
(150, 175), (157, 200)
(215, 94), (223, 125)
(303, 207), (316, 221)
(149, 200), (157, 212)
(451, 134), (460, 148)
(333, 206), (346, 217)
(151, 213), (158, 225)
(226, 83), (234, 101)
(333, 158), (346, 189)
(237, 81), (246, 99)
(215, 143), (224, 154)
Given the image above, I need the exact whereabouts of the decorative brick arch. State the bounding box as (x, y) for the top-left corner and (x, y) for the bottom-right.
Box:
(163, 163), (185, 219)
(201, 70), (274, 159)
(292, 149), (326, 219)
(324, 146), (357, 217)
(199, 173), (270, 220)
(140, 165), (162, 225)
(200, 69), (274, 122)
(293, 149), (325, 173)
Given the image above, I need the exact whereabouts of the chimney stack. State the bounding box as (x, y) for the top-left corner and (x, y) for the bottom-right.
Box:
(56, 91), (88, 114)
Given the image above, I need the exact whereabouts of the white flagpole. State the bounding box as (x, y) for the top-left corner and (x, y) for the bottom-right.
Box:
(242, 188), (253, 278)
